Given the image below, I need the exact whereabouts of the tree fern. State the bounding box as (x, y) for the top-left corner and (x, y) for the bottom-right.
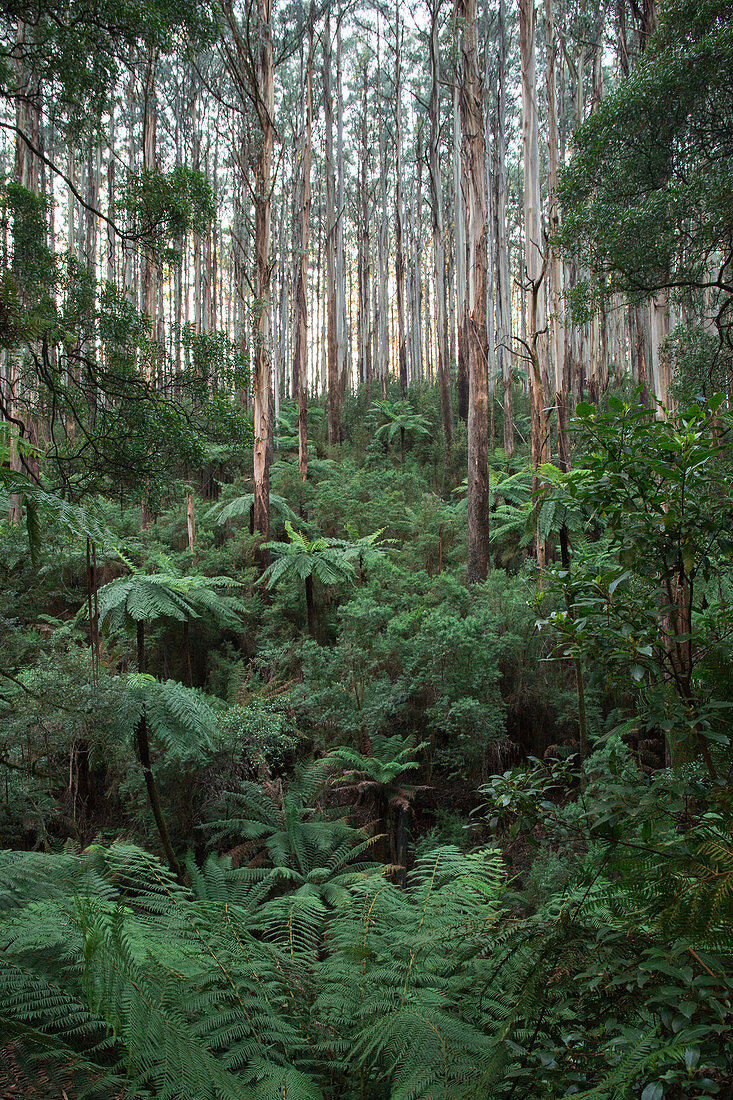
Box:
(96, 569), (245, 634)
(207, 491), (300, 527)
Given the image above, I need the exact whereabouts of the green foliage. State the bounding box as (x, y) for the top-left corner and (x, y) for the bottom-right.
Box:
(96, 568), (244, 634)
(217, 698), (299, 771)
(368, 399), (432, 463)
(0, 842), (506, 1099)
(473, 748), (733, 1097)
(0, 0), (216, 133)
(328, 733), (423, 791)
(126, 674), (222, 766)
(124, 167), (216, 247)
(208, 490), (299, 527)
(205, 759), (379, 906)
(558, 0), (733, 375)
(540, 398), (733, 766)
(262, 523), (359, 589)
(290, 565), (541, 776)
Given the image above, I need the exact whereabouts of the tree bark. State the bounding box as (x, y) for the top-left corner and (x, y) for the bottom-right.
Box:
(394, 5), (408, 394)
(358, 61), (372, 392)
(141, 49), (159, 349)
(495, 0), (513, 454)
(251, 0), (275, 551)
(520, 0), (549, 566)
(454, 82), (469, 422)
(428, 0), (453, 463)
(305, 574), (316, 638)
(135, 621), (184, 884)
(186, 492), (196, 554)
(294, 6), (314, 482)
(324, 14), (341, 445)
(458, 0), (491, 583)
(545, 0), (565, 409)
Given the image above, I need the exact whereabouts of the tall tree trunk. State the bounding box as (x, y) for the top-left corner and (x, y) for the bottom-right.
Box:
(252, 0), (274, 549)
(141, 49), (159, 347)
(358, 62), (372, 392)
(8, 18), (42, 522)
(294, 6), (314, 482)
(186, 492), (196, 554)
(545, 0), (567, 458)
(519, 0), (549, 565)
(495, 0), (513, 454)
(336, 10), (348, 407)
(377, 24), (390, 397)
(454, 82), (469, 421)
(107, 111), (116, 285)
(428, 0), (453, 462)
(324, 14), (341, 445)
(458, 0), (491, 583)
(394, 5), (407, 394)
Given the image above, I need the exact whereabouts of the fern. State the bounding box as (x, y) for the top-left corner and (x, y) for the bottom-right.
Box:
(2, 829), (731, 1098)
(96, 570), (245, 633)
(126, 675), (222, 764)
(207, 492), (300, 527)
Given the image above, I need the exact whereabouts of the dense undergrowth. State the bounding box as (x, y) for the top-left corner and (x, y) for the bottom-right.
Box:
(1, 381), (732, 1098)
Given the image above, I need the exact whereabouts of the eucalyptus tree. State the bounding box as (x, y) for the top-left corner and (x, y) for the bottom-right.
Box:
(519, 0), (549, 481)
(458, 0), (491, 583)
(494, 0), (513, 455)
(324, 8), (340, 444)
(294, 3), (315, 480)
(218, 0), (276, 550)
(427, 0), (453, 462)
(393, 3), (408, 394)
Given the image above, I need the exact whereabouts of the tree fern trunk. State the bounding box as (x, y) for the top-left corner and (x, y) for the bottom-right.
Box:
(395, 804), (408, 887)
(305, 575), (316, 638)
(136, 622), (184, 883)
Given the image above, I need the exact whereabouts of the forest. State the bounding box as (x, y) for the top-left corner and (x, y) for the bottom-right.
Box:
(0, 0), (732, 1095)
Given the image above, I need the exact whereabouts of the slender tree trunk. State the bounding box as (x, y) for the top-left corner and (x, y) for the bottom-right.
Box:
(520, 0), (549, 566)
(458, 0), (490, 583)
(251, 0), (275, 551)
(394, 4), (407, 394)
(305, 574), (316, 638)
(324, 14), (341, 445)
(186, 492), (196, 554)
(495, 0), (513, 454)
(336, 10), (348, 407)
(141, 49), (159, 345)
(358, 62), (372, 393)
(545, 0), (565, 414)
(135, 622), (184, 884)
(294, 7), (314, 482)
(8, 19), (41, 522)
(428, 1), (453, 464)
(107, 111), (116, 285)
(376, 22), (389, 396)
(454, 82), (469, 421)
